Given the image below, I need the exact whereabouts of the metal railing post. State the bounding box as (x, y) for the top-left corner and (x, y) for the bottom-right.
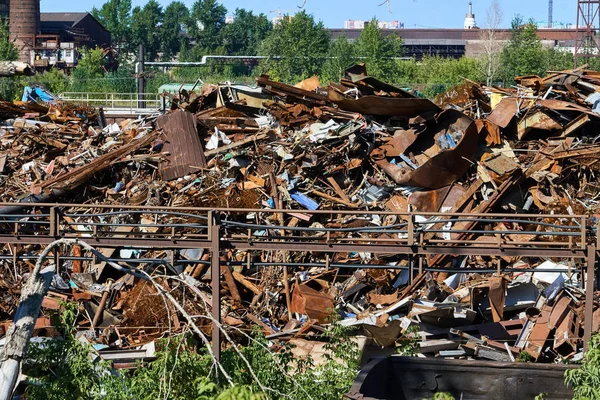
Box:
(584, 244), (596, 353)
(209, 211), (221, 362)
(581, 216), (587, 248)
(49, 207), (58, 237)
(407, 212), (414, 246)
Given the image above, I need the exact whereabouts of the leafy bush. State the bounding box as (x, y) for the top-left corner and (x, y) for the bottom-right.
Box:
(25, 303), (360, 400)
(565, 335), (600, 399)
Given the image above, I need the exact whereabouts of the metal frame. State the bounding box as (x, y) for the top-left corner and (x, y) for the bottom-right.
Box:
(575, 0), (600, 67)
(0, 202), (594, 359)
(58, 92), (162, 111)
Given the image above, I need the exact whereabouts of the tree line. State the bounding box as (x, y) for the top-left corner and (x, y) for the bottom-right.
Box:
(89, 0), (580, 86)
(0, 0), (590, 100)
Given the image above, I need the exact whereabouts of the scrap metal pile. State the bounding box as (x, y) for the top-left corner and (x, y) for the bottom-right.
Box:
(1, 65), (600, 368)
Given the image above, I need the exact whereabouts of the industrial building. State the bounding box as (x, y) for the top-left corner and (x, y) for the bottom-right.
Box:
(8, 0), (111, 70)
(329, 27), (579, 60)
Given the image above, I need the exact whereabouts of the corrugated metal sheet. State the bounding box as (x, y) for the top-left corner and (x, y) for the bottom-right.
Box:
(156, 110), (207, 181)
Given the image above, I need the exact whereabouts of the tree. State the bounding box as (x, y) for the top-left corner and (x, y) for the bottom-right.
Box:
(544, 48), (574, 72)
(91, 0), (132, 54)
(501, 16), (546, 78)
(415, 55), (484, 98)
(159, 1), (190, 60)
(131, 0), (163, 60)
(0, 21), (17, 61)
(354, 19), (403, 79)
(259, 11), (330, 83)
(479, 0), (503, 85)
(321, 34), (356, 83)
(221, 9), (271, 56)
(188, 0), (227, 52)
(71, 47), (106, 93)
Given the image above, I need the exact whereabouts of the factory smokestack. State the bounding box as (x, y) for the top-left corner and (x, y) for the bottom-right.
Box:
(9, 0), (40, 64)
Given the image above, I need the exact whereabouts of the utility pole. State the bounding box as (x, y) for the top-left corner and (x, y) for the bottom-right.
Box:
(137, 45), (146, 109)
(575, 0), (600, 67)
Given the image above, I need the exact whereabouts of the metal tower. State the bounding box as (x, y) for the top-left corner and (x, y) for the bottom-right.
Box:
(548, 0), (553, 28)
(575, 0), (600, 67)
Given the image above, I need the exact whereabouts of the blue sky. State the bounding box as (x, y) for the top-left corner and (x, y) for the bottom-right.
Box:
(43, 0), (577, 29)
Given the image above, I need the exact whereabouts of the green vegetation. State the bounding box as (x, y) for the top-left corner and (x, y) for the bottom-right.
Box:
(353, 18), (403, 79)
(517, 351), (534, 362)
(0, 0), (584, 101)
(91, 0), (133, 53)
(432, 393), (455, 400)
(395, 325), (421, 357)
(0, 21), (17, 61)
(500, 15), (573, 80)
(565, 335), (600, 399)
(258, 11), (330, 83)
(24, 303), (360, 400)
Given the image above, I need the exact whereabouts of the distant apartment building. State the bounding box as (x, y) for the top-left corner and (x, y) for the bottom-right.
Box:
(344, 20), (365, 29)
(344, 19), (403, 30)
(378, 21), (403, 29)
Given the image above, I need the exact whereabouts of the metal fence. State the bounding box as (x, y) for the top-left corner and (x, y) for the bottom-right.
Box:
(57, 92), (163, 112)
(0, 203), (595, 359)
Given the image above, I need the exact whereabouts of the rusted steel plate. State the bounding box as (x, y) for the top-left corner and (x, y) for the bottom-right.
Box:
(157, 109), (207, 181)
(327, 87), (440, 117)
(289, 284), (334, 323)
(537, 99), (597, 114)
(517, 111), (562, 140)
(487, 97), (518, 128)
(377, 110), (479, 189)
(525, 303), (553, 360)
(548, 295), (572, 330)
(408, 185), (467, 213)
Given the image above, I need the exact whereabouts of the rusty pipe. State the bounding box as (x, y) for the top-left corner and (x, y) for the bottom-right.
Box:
(92, 279), (113, 328)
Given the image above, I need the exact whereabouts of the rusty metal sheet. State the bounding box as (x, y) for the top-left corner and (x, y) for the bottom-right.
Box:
(295, 76), (321, 91)
(385, 194), (409, 213)
(408, 185), (467, 213)
(377, 110), (479, 189)
(487, 276), (508, 323)
(517, 110), (562, 140)
(289, 284), (335, 324)
(548, 294), (572, 330)
(257, 75), (327, 104)
(367, 291), (399, 306)
(157, 110), (207, 181)
(347, 73), (416, 98)
(537, 99), (597, 115)
(476, 119), (502, 146)
(371, 129), (419, 159)
(514, 75), (543, 91)
(487, 97), (518, 128)
(554, 311), (577, 355)
(525, 303), (553, 360)
(592, 308), (600, 332)
(481, 153), (519, 177)
(32, 131), (160, 194)
(327, 87), (440, 117)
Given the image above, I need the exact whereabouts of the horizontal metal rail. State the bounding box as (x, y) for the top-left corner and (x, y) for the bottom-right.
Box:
(0, 202), (594, 361)
(0, 203), (588, 257)
(57, 92), (162, 111)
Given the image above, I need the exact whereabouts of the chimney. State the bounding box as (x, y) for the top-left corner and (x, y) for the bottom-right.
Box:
(9, 0), (40, 64)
